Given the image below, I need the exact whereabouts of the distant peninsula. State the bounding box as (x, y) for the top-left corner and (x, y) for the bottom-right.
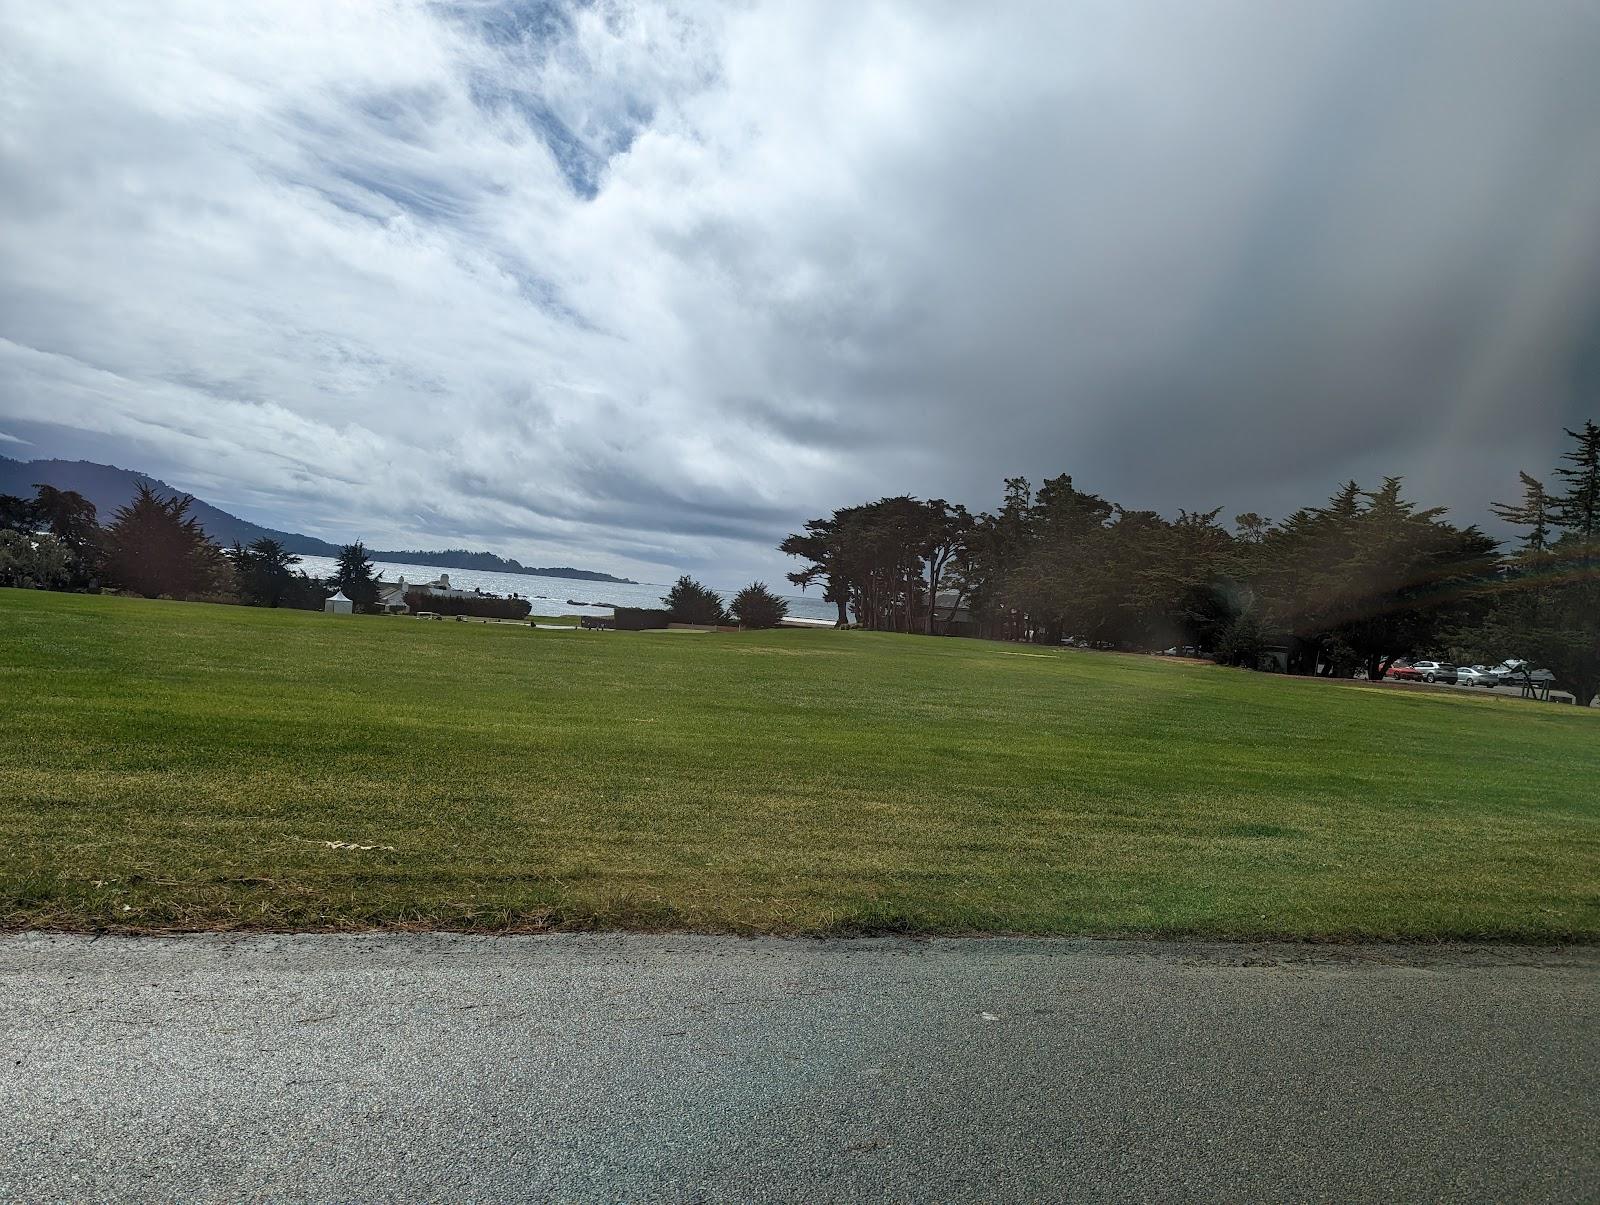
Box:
(367, 548), (637, 584)
(1, 456), (639, 585)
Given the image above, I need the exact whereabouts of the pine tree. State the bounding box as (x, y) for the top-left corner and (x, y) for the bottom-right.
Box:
(780, 516), (851, 628)
(230, 537), (301, 607)
(661, 575), (728, 625)
(332, 542), (379, 612)
(1489, 472), (1553, 556)
(103, 483), (223, 599)
(1472, 421), (1600, 706)
(1550, 420), (1600, 546)
(730, 582), (788, 629)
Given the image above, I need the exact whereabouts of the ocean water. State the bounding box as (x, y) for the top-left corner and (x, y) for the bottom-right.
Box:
(292, 554), (837, 622)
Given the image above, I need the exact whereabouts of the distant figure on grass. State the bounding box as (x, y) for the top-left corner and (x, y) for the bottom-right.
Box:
(662, 575), (729, 625)
(730, 582), (787, 629)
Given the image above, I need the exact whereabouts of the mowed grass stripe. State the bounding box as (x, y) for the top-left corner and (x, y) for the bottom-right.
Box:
(1, 588), (1596, 938)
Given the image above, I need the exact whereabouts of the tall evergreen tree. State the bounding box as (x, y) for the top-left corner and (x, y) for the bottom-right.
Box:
(783, 497), (974, 634)
(780, 515), (852, 628)
(331, 542), (379, 612)
(1328, 479), (1498, 679)
(1550, 420), (1600, 547)
(229, 537), (301, 607)
(918, 499), (972, 635)
(1476, 421), (1600, 706)
(103, 484), (223, 599)
(1490, 472), (1553, 556)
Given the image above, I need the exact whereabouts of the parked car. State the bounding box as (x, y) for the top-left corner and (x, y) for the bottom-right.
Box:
(1489, 660), (1555, 686)
(1388, 662), (1422, 681)
(1455, 666), (1498, 688)
(1407, 661), (1457, 684)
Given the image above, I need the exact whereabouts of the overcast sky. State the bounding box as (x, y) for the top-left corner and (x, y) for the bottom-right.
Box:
(3, 1), (1599, 584)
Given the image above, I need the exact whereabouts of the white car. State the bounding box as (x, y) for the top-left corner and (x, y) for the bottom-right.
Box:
(1490, 660), (1555, 686)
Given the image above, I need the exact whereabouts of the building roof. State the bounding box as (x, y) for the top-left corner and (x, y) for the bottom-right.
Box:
(377, 576), (452, 596)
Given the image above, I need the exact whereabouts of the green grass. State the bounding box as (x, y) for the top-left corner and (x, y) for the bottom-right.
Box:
(2, 589), (1597, 940)
(527, 613), (579, 626)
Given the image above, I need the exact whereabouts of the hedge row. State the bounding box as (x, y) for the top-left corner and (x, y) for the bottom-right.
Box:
(403, 589), (532, 620)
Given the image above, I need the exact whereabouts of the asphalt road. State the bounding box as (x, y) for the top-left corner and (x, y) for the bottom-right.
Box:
(3, 934), (1597, 1203)
(1435, 678), (1585, 705)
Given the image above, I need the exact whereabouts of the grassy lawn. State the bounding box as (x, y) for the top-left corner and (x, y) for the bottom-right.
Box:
(2, 588), (1597, 940)
(527, 613), (580, 626)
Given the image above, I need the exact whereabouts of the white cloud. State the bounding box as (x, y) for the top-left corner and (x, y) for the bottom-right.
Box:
(2, 0), (1598, 582)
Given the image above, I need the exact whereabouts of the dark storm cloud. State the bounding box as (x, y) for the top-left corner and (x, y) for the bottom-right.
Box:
(1, 1), (1598, 583)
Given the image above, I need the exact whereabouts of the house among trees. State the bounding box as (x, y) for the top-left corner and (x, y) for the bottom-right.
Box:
(929, 591), (977, 637)
(373, 571), (535, 620)
(375, 572), (464, 614)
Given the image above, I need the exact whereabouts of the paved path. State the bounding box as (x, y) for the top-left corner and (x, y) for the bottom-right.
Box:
(3, 934), (1597, 1202)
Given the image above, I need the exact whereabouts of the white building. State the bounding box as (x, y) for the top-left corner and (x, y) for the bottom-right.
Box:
(374, 573), (477, 614)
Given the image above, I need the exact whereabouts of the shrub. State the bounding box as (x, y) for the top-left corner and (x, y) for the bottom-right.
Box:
(662, 575), (729, 624)
(404, 590), (532, 620)
(730, 581), (788, 629)
(281, 572), (330, 611)
(1212, 613), (1265, 668)
(0, 531), (73, 589)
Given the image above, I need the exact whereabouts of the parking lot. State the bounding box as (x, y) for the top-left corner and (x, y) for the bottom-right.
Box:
(1399, 676), (1586, 706)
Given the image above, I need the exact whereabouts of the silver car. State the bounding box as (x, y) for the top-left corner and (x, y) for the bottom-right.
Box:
(1409, 661), (1457, 684)
(1455, 667), (1498, 688)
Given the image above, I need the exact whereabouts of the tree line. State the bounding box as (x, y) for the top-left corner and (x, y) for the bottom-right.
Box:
(0, 481), (391, 611)
(1, 479), (794, 630)
(781, 421), (1600, 705)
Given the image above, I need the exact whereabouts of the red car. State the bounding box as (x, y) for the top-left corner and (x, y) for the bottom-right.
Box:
(1387, 663), (1423, 681)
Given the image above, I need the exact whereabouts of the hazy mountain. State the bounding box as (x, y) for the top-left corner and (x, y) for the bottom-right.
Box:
(0, 457), (638, 584)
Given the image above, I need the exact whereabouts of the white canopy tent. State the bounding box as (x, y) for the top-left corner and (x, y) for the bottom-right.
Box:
(324, 590), (353, 615)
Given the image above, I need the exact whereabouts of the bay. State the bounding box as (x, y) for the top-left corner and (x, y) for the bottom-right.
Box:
(292, 554), (837, 623)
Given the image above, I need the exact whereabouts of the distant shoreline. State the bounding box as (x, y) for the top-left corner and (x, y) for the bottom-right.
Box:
(0, 456), (641, 585)
(351, 551), (638, 585)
